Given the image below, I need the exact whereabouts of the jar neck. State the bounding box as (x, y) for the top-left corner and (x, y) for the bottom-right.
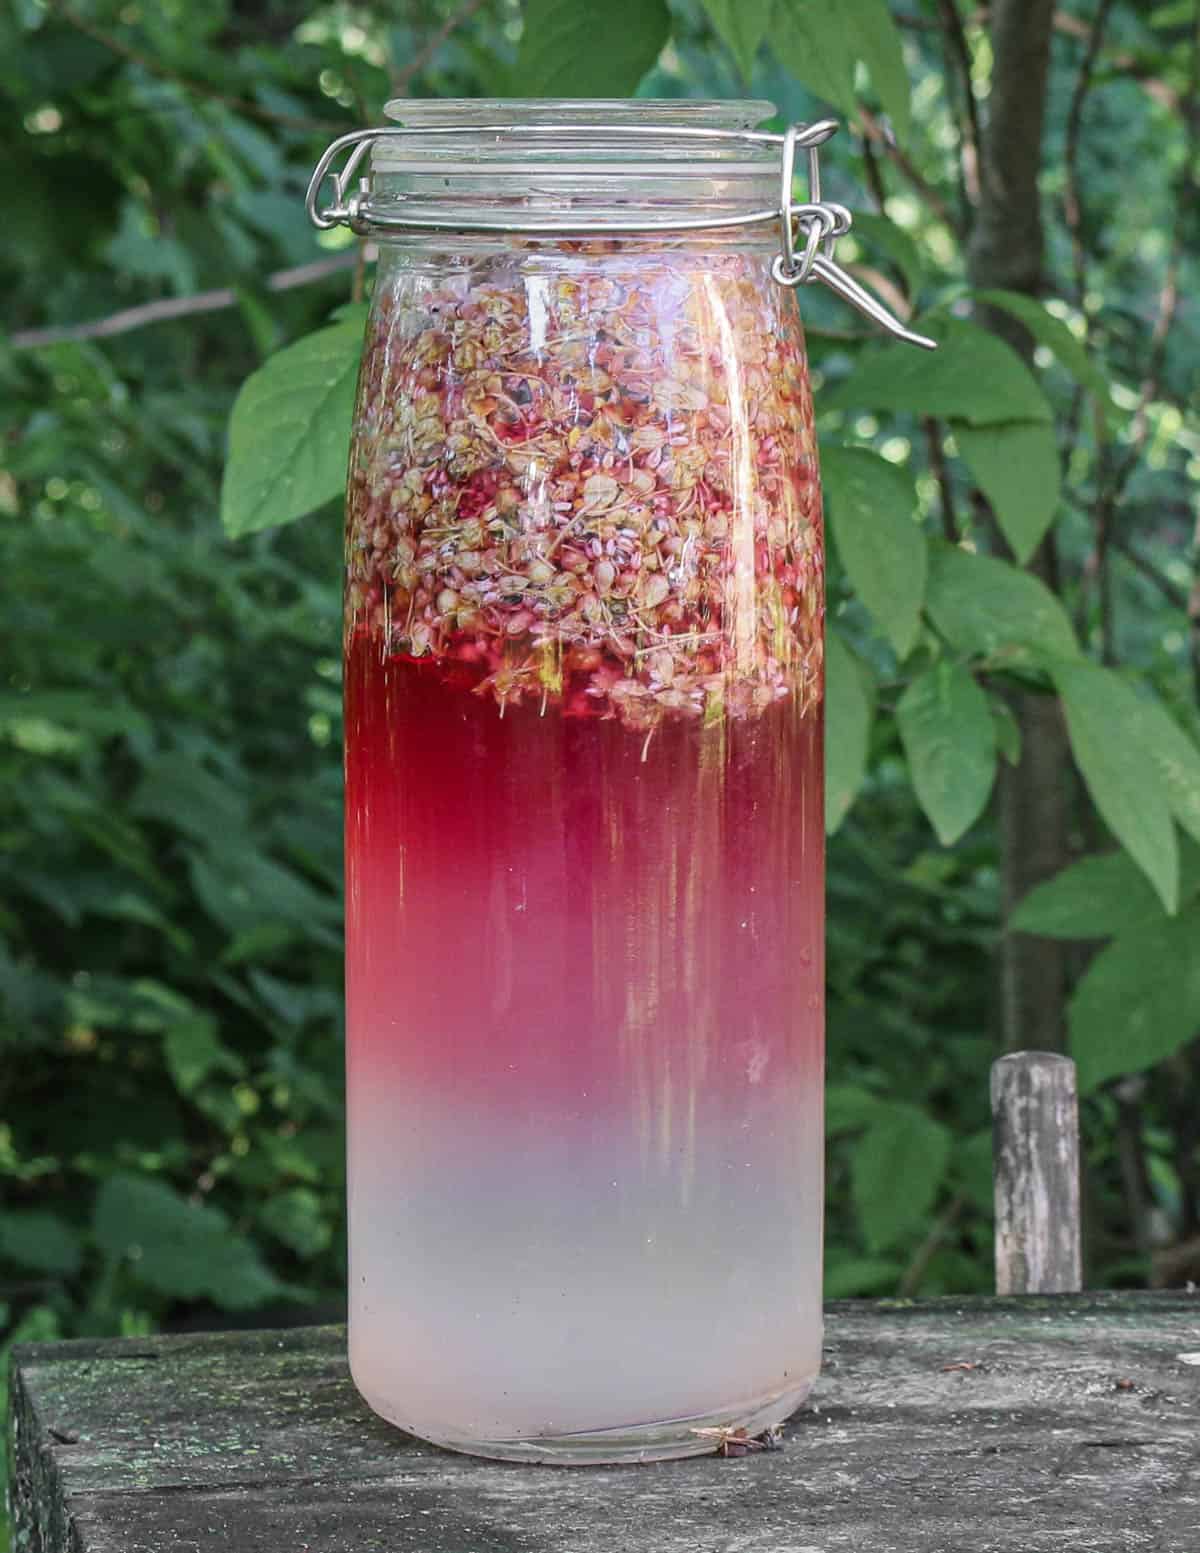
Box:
(368, 99), (781, 236)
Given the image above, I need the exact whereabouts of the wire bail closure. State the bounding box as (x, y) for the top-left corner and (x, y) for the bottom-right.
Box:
(306, 118), (936, 350)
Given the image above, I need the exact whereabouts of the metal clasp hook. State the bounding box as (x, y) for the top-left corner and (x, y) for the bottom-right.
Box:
(770, 121), (936, 350)
(306, 128), (379, 231)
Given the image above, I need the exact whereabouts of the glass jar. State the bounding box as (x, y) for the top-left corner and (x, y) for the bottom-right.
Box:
(309, 99), (927, 1466)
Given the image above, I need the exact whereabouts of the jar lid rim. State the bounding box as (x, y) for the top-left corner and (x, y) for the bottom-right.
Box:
(381, 98), (778, 130)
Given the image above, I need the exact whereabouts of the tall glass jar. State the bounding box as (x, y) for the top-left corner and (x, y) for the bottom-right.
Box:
(330, 100), (828, 1465)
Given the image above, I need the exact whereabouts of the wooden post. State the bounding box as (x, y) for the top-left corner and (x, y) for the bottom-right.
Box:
(991, 1051), (1082, 1294)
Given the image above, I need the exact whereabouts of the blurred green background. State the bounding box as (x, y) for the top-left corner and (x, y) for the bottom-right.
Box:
(3, 4), (1199, 1520)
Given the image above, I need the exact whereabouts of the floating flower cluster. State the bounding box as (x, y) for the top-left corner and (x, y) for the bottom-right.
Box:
(346, 247), (824, 732)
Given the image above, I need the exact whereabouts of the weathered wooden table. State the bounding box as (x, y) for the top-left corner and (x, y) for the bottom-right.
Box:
(9, 1292), (1200, 1552)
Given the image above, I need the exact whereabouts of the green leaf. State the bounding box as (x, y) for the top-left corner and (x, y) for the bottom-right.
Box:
(925, 544), (1080, 663)
(989, 698), (1022, 765)
(824, 1256), (903, 1298)
(93, 1173), (285, 1309)
(164, 1015), (244, 1096)
(972, 290), (1111, 405)
(852, 1101), (952, 1251)
(823, 447), (926, 658)
(1112, 692), (1200, 847)
(187, 847), (338, 941)
(1010, 851), (1171, 940)
(825, 629), (875, 833)
(131, 752), (250, 845)
(104, 199), (196, 293)
(130, 979), (198, 1029)
(514, 0), (670, 95)
(93, 892), (194, 955)
(843, 0), (912, 142)
(235, 284), (283, 361)
(1053, 661), (1178, 914)
(771, 0), (856, 114)
(259, 1188), (332, 1258)
(1069, 901), (1200, 1091)
(775, 0), (914, 136)
(950, 420), (1061, 565)
(826, 1082), (885, 1134)
(249, 969), (341, 1028)
(699, 0), (772, 81)
(0, 1210), (83, 1276)
(220, 317), (364, 539)
(825, 318), (1054, 426)
(258, 1132), (322, 1184)
(896, 661), (996, 845)
(849, 212), (924, 302)
(0, 690), (150, 745)
(328, 301), (370, 329)
(955, 1129), (995, 1216)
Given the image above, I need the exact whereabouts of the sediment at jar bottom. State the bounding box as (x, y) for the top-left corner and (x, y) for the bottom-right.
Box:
(350, 1357), (821, 1466)
(343, 636), (825, 1454)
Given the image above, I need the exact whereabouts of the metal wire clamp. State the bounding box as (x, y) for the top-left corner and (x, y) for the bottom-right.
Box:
(306, 118), (936, 351)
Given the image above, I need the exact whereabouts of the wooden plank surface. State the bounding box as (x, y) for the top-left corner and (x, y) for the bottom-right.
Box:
(8, 1293), (1200, 1553)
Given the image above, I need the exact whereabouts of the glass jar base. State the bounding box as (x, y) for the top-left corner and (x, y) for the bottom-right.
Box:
(357, 1375), (817, 1466)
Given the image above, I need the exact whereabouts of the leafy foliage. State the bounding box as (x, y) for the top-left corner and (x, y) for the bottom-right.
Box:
(93, 1173), (293, 1308)
(1011, 850), (1171, 940)
(823, 447), (926, 659)
(971, 290), (1113, 409)
(1069, 904), (1200, 1094)
(515, 0), (671, 95)
(896, 662), (996, 847)
(770, 0), (856, 118)
(851, 1101), (952, 1252)
(824, 630), (874, 833)
(951, 421), (1061, 565)
(1053, 662), (1179, 914)
(924, 545), (1080, 664)
(221, 314), (367, 538)
(824, 319), (1054, 426)
(699, 0), (772, 84)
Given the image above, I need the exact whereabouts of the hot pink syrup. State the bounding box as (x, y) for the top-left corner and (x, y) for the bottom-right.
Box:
(344, 635), (824, 1460)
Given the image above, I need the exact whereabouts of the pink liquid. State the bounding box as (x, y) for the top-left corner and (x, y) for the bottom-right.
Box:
(344, 634), (824, 1461)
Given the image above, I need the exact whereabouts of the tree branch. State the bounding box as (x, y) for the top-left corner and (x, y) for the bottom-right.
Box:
(805, 325), (878, 343)
(390, 0), (492, 96)
(1052, 6), (1191, 121)
(1113, 536), (1189, 613)
(1190, 508), (1200, 703)
(923, 418), (960, 542)
(899, 1189), (969, 1296)
(968, 0), (1070, 1054)
(1090, 2), (1197, 654)
(1062, 0), (1117, 311)
(1095, 468), (1117, 666)
(968, 0), (1055, 297)
(1167, 1050), (1200, 1240)
(859, 128), (889, 214)
(935, 0), (983, 207)
(1114, 1078), (1154, 1261)
(894, 8), (961, 30)
(1107, 257), (1182, 505)
(10, 254), (369, 349)
(899, 8), (1192, 121)
(1112, 7), (1198, 501)
(856, 107), (960, 234)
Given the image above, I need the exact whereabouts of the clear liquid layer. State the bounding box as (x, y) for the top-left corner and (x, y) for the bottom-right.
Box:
(344, 640), (824, 1460)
